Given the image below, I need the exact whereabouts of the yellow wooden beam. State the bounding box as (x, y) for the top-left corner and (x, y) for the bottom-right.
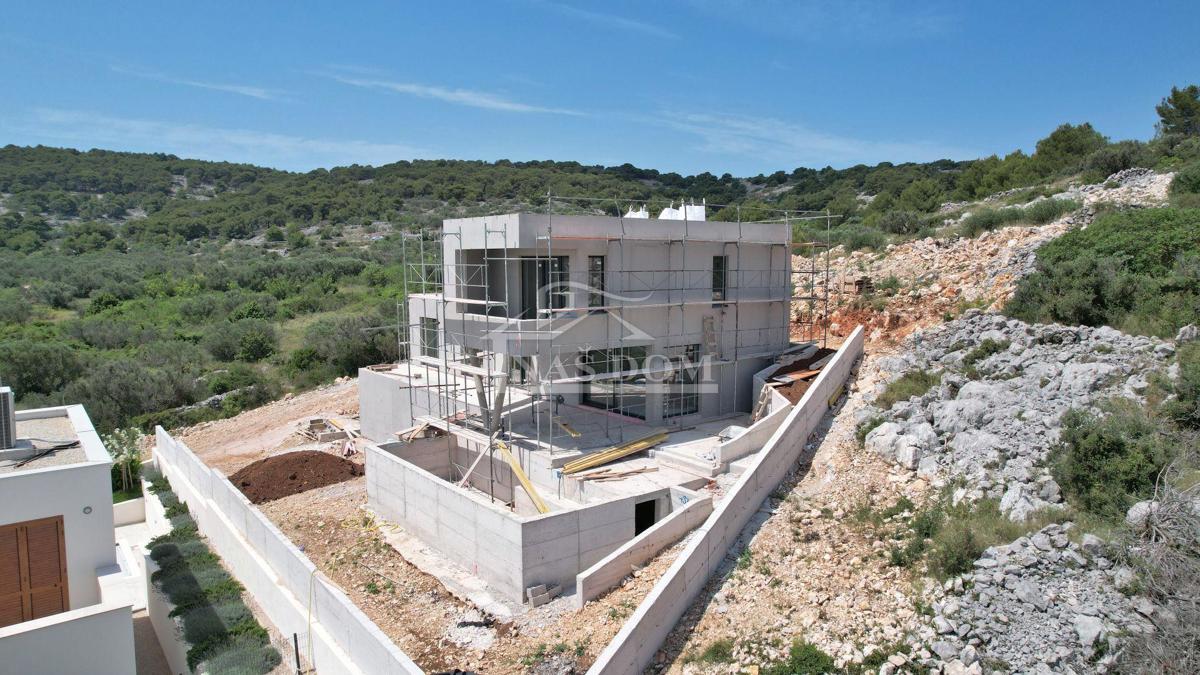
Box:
(494, 441), (550, 514)
(561, 431), (669, 475)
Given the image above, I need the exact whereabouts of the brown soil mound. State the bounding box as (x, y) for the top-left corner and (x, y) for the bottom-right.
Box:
(229, 450), (363, 504)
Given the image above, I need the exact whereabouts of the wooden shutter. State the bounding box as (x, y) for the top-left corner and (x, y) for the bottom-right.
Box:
(0, 516), (69, 628)
(0, 525), (23, 627)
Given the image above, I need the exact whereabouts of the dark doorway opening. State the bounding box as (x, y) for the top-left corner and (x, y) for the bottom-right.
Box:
(634, 500), (657, 535)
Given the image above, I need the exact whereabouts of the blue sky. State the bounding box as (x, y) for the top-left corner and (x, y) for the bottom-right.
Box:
(1, 1), (1196, 176)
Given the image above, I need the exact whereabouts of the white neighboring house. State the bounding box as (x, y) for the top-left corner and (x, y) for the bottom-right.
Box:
(0, 387), (138, 675)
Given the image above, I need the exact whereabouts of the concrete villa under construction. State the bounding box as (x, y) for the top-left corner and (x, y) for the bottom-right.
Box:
(357, 201), (837, 605)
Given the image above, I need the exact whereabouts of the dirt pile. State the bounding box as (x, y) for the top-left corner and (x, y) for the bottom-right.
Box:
(230, 450), (363, 503)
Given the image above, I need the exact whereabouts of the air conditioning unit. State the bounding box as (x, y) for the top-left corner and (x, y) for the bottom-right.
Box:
(0, 386), (15, 450)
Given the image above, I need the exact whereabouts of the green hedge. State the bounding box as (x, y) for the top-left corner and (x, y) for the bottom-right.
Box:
(148, 480), (281, 673)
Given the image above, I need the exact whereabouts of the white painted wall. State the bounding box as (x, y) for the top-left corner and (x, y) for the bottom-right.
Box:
(145, 556), (190, 675)
(2, 407), (115, 611)
(0, 602), (134, 675)
(587, 327), (864, 674)
(154, 428), (422, 675)
(113, 496), (146, 527)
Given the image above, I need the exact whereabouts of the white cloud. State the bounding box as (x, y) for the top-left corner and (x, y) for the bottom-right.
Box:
(17, 108), (424, 170)
(327, 73), (582, 115)
(111, 65), (286, 101)
(682, 0), (956, 43)
(661, 111), (970, 168)
(533, 1), (680, 40)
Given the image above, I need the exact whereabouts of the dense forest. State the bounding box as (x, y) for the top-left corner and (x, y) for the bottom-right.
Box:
(2, 85), (1199, 433)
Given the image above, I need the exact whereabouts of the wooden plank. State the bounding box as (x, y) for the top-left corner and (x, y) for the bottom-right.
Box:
(562, 431), (669, 474)
(494, 442), (550, 514)
(554, 418), (582, 438)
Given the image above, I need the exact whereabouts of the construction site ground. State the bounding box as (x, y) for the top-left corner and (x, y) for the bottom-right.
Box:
(168, 378), (684, 673)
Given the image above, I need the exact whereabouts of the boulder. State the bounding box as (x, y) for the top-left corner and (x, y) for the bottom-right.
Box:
(1073, 614), (1104, 648)
(1125, 500), (1159, 529)
(1177, 324), (1199, 344)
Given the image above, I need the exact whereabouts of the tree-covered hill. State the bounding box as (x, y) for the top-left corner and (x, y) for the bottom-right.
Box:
(1, 84), (1198, 433)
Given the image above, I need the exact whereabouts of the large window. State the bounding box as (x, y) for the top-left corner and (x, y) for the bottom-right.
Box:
(420, 317), (439, 358)
(712, 255), (728, 302)
(662, 344), (701, 419)
(520, 256), (570, 318)
(580, 347), (647, 420)
(588, 255), (606, 308)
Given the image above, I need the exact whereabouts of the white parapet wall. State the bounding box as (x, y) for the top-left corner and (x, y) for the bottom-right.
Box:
(587, 326), (865, 674)
(153, 428), (423, 675)
(0, 602), (135, 675)
(575, 488), (713, 608)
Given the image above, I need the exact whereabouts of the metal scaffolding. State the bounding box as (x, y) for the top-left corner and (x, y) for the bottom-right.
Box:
(393, 195), (834, 508)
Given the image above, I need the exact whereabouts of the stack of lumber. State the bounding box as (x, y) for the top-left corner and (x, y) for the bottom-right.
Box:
(561, 431), (669, 475)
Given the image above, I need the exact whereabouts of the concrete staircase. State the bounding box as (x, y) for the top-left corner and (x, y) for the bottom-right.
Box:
(653, 446), (722, 477)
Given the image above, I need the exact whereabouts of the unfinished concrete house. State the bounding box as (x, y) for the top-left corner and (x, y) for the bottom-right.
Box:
(359, 202), (833, 605)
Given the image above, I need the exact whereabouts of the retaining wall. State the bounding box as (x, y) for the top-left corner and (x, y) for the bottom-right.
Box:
(587, 327), (864, 674)
(575, 489), (713, 608)
(154, 428), (422, 675)
(715, 397), (791, 465)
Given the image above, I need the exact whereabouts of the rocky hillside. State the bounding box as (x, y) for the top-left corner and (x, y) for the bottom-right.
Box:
(666, 167), (1197, 674)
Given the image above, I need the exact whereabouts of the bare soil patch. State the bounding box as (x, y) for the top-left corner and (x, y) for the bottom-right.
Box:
(230, 450), (363, 503)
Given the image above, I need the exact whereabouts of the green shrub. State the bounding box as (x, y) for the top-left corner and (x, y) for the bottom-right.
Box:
(200, 635), (282, 675)
(961, 339), (1010, 379)
(959, 207), (1019, 237)
(874, 370), (942, 410)
(856, 416), (884, 446)
(762, 640), (837, 675)
(875, 210), (922, 235)
(1051, 402), (1171, 521)
(1170, 162), (1200, 208)
(1007, 208), (1200, 337)
(1163, 343), (1200, 429)
(959, 199), (1079, 237)
(1024, 198), (1079, 224)
(148, 477), (279, 673)
(687, 638), (735, 664)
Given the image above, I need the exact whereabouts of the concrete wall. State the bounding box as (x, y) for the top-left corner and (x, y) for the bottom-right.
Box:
(368, 442), (527, 599)
(716, 399), (791, 465)
(520, 495), (639, 594)
(383, 437), (453, 479)
(575, 490), (713, 608)
(154, 428), (422, 675)
(0, 602), (134, 675)
(2, 407), (115, 611)
(358, 367), (414, 443)
(368, 441), (668, 603)
(113, 496), (146, 527)
(587, 326), (864, 674)
(145, 556), (189, 675)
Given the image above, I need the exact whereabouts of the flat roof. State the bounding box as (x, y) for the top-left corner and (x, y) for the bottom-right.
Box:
(441, 212), (791, 250)
(0, 405), (110, 476)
